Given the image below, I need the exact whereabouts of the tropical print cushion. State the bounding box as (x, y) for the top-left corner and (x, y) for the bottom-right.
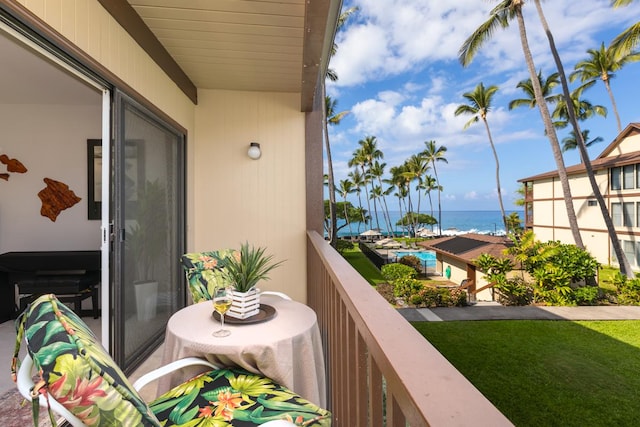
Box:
(150, 367), (331, 426)
(13, 294), (161, 426)
(181, 250), (238, 303)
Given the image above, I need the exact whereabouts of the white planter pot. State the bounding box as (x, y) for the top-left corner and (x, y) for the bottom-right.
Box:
(228, 288), (260, 319)
(134, 280), (158, 321)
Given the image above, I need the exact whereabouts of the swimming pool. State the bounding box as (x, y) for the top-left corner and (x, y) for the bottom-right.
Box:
(394, 251), (436, 266)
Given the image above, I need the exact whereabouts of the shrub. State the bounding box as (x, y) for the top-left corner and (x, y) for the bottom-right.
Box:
(449, 288), (468, 307)
(573, 286), (600, 306)
(414, 287), (467, 308)
(616, 276), (640, 305)
(495, 276), (533, 306)
(381, 263), (417, 282)
(375, 282), (396, 304)
(399, 255), (422, 274)
(336, 240), (354, 253)
(393, 276), (424, 300)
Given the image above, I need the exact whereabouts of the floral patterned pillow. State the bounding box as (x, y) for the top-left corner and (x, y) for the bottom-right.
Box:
(150, 367), (331, 426)
(180, 250), (238, 303)
(13, 294), (161, 426)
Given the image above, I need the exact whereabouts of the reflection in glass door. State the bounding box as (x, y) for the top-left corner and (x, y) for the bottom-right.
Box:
(113, 91), (185, 371)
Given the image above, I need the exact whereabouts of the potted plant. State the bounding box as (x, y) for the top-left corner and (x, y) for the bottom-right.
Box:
(222, 242), (284, 319)
(126, 179), (167, 320)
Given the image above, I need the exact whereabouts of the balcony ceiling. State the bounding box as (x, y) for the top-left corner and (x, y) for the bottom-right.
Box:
(126, 0), (337, 109)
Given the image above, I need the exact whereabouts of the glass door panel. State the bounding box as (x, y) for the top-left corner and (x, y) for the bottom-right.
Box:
(113, 91), (185, 371)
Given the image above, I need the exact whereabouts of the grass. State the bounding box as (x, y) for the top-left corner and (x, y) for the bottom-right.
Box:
(340, 244), (385, 285)
(413, 320), (640, 426)
(340, 243), (640, 424)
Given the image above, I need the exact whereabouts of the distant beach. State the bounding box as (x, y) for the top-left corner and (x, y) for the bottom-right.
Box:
(334, 210), (524, 237)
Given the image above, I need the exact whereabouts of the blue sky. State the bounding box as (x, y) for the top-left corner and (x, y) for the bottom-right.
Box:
(326, 0), (640, 211)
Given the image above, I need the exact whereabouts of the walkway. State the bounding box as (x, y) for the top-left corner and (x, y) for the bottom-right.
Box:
(398, 301), (640, 322)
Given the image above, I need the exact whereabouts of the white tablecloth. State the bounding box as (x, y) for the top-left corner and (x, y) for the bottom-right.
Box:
(158, 294), (326, 407)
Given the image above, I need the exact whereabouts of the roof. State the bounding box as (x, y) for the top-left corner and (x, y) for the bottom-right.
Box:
(519, 123), (640, 182)
(418, 233), (513, 264)
(102, 0), (342, 110)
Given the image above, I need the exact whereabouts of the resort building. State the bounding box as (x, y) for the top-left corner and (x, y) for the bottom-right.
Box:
(419, 233), (513, 302)
(0, 1), (510, 424)
(519, 123), (640, 271)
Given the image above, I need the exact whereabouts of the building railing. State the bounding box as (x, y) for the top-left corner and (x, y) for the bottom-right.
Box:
(307, 231), (513, 426)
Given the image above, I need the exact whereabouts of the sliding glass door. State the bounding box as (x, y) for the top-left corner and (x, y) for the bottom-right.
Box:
(112, 90), (185, 371)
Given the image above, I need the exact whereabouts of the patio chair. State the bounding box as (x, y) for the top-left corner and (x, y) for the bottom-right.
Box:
(181, 251), (291, 302)
(12, 294), (331, 427)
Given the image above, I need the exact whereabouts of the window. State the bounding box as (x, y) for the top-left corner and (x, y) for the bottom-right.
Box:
(612, 203), (622, 227)
(624, 241), (635, 267)
(611, 167), (621, 190)
(587, 200), (597, 207)
(624, 165), (635, 189)
(624, 202), (635, 227)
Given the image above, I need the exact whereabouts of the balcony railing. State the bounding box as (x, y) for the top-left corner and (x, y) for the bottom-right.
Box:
(307, 231), (512, 426)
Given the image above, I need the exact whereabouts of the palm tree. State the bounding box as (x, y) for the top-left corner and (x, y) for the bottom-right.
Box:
(403, 154), (430, 235)
(422, 140), (447, 234)
(337, 179), (355, 237)
(388, 164), (411, 237)
(459, 0), (585, 249)
(349, 148), (372, 226)
(454, 82), (507, 231)
(370, 160), (394, 234)
(357, 136), (384, 230)
(532, 0), (633, 276)
(569, 42), (640, 132)
(324, 96), (349, 247)
(551, 93), (607, 130)
(508, 70), (561, 110)
(326, 6), (358, 82)
(348, 169), (367, 232)
(561, 129), (603, 154)
(323, 6), (357, 246)
(609, 1), (640, 67)
(420, 175), (440, 232)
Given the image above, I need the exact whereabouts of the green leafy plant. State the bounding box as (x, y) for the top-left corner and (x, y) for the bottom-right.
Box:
(125, 179), (167, 283)
(381, 263), (417, 282)
(222, 242), (284, 293)
(573, 286), (600, 306)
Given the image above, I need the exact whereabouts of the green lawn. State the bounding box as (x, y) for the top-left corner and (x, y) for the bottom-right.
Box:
(341, 244), (385, 285)
(413, 320), (640, 426)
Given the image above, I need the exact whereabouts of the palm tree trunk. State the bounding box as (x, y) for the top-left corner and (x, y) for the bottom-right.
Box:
(433, 165), (443, 235)
(361, 165), (372, 226)
(514, 6), (585, 249)
(322, 85), (338, 248)
(356, 191), (365, 232)
(604, 79), (622, 133)
(377, 176), (394, 234)
(483, 118), (507, 231)
(343, 196), (353, 237)
(533, 0), (632, 276)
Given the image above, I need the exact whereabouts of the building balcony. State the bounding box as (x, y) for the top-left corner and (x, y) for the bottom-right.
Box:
(2, 233), (512, 426)
(305, 231), (512, 426)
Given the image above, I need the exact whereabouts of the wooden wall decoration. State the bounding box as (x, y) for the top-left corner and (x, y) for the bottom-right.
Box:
(38, 178), (81, 222)
(0, 154), (28, 181)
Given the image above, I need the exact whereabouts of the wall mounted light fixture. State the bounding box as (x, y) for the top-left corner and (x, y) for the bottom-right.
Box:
(247, 142), (261, 160)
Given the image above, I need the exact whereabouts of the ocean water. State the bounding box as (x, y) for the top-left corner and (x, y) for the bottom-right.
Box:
(335, 210), (524, 237)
